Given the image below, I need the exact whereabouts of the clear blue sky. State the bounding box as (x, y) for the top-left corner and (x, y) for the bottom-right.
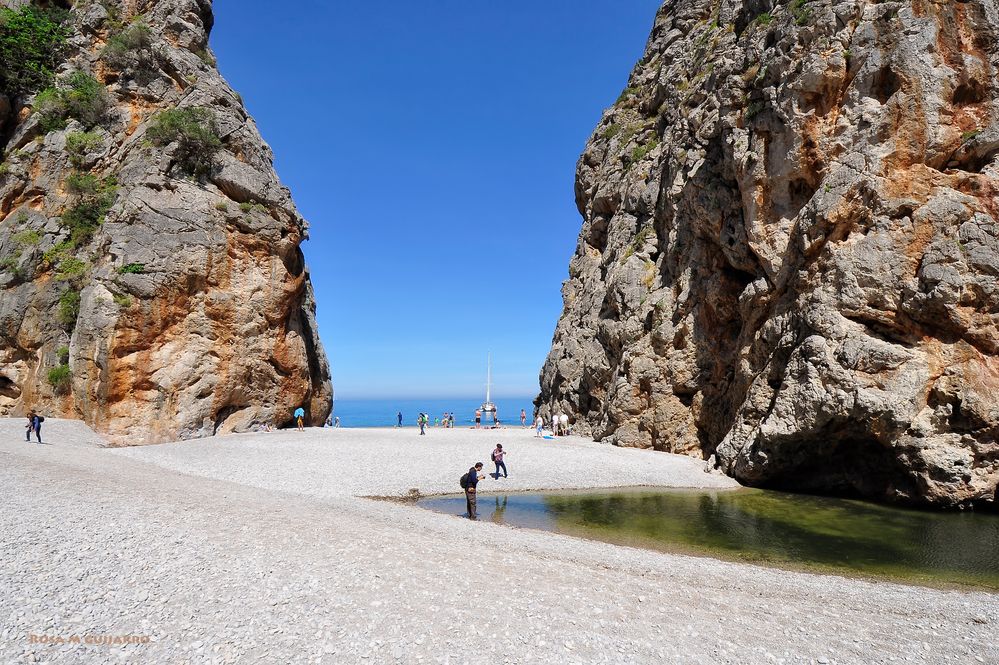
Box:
(210, 1), (661, 399)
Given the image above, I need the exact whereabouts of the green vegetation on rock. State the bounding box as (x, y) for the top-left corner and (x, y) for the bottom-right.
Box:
(34, 71), (112, 133)
(0, 4), (69, 96)
(118, 262), (145, 274)
(57, 288), (81, 328)
(101, 18), (154, 72)
(146, 107), (222, 178)
(61, 175), (118, 247)
(65, 131), (103, 167)
(46, 362), (72, 393)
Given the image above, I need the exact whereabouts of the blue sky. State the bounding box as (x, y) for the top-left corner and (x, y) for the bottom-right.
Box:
(210, 1), (661, 399)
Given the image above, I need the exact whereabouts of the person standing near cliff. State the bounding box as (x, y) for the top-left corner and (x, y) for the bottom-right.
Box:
(461, 462), (485, 519)
(535, 414), (544, 438)
(28, 411), (42, 443)
(294, 406), (305, 431)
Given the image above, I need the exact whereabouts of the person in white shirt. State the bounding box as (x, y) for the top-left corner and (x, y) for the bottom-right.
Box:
(535, 415), (544, 438)
(559, 413), (569, 436)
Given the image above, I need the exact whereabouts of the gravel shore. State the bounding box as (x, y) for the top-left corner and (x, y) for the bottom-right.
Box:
(1, 419), (996, 664)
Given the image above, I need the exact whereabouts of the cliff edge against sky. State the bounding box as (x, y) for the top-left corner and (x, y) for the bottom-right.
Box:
(0, 0), (332, 443)
(538, 0), (999, 508)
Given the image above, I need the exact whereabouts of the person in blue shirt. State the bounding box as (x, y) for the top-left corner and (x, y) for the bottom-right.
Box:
(294, 406), (305, 431)
(397, 411), (403, 427)
(27, 410), (42, 443)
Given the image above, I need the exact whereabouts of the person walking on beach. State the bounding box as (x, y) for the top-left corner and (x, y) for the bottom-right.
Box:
(535, 414), (544, 438)
(461, 462), (485, 519)
(492, 443), (507, 478)
(560, 412), (569, 436)
(25, 412), (33, 442)
(397, 411), (403, 427)
(475, 409), (481, 429)
(418, 413), (427, 435)
(334, 416), (341, 428)
(294, 406), (305, 431)
(520, 409), (526, 428)
(449, 412), (455, 428)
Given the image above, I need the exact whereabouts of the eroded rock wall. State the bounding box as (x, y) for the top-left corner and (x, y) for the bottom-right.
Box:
(0, 0), (332, 443)
(538, 0), (999, 508)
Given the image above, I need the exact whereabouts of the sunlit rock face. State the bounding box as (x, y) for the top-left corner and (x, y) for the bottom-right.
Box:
(0, 0), (332, 443)
(538, 0), (999, 508)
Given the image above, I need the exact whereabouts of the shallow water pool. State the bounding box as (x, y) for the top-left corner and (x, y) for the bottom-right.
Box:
(417, 487), (999, 589)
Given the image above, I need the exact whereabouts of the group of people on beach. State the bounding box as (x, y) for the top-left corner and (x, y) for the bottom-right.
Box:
(534, 412), (570, 437)
(461, 443), (508, 519)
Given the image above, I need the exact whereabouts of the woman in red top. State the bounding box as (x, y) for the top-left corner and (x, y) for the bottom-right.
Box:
(492, 443), (507, 478)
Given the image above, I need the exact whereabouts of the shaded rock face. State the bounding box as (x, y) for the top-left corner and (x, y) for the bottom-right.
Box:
(0, 0), (332, 443)
(538, 0), (999, 508)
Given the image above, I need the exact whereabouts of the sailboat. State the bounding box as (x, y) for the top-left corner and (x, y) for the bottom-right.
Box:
(479, 353), (497, 419)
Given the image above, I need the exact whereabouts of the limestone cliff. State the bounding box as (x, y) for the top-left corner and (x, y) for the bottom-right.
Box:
(538, 0), (999, 508)
(0, 0), (332, 443)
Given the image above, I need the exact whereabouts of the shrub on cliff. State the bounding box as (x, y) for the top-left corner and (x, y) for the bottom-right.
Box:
(46, 363), (72, 394)
(34, 71), (112, 133)
(56, 288), (80, 329)
(146, 107), (222, 178)
(61, 175), (118, 246)
(102, 19), (155, 74)
(0, 4), (69, 96)
(65, 131), (103, 167)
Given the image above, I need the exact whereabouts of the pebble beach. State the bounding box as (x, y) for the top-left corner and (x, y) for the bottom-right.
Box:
(1, 419), (996, 664)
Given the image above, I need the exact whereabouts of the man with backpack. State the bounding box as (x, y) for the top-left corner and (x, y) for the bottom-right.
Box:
(26, 410), (42, 443)
(460, 462), (485, 519)
(418, 413), (427, 435)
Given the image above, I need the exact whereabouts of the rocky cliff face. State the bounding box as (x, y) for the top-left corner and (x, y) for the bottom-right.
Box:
(0, 0), (332, 443)
(538, 0), (999, 508)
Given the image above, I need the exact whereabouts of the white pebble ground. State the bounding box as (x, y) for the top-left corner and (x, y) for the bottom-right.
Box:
(1, 419), (996, 664)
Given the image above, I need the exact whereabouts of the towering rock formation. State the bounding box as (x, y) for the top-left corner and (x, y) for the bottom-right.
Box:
(0, 0), (332, 443)
(539, 0), (999, 508)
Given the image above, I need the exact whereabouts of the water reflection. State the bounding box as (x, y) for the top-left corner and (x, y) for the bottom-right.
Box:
(418, 488), (999, 589)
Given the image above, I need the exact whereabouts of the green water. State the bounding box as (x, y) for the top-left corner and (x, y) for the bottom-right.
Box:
(418, 488), (999, 589)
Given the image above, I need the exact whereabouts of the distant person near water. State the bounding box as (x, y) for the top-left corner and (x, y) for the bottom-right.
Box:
(535, 415), (544, 438)
(520, 409), (526, 427)
(449, 413), (455, 427)
(460, 462), (485, 519)
(294, 406), (305, 431)
(397, 411), (403, 427)
(334, 416), (341, 428)
(491, 443), (507, 478)
(418, 413), (427, 435)
(475, 409), (481, 429)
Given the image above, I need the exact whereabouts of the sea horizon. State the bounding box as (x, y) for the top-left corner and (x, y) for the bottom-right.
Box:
(330, 396), (538, 428)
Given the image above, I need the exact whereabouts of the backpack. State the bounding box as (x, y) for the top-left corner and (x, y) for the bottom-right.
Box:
(491, 450), (498, 462)
(37, 416), (45, 423)
(459, 472), (469, 490)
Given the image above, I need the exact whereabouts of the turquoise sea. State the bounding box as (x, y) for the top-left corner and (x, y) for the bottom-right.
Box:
(329, 397), (537, 428)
